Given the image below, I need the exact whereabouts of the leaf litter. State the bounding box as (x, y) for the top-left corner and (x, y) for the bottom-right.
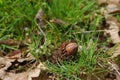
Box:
(104, 16), (120, 44)
(1, 0), (120, 80)
(0, 38), (47, 80)
(0, 52), (47, 80)
(96, 0), (120, 79)
(0, 38), (79, 80)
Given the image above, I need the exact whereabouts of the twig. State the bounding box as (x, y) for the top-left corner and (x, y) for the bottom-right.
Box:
(0, 39), (26, 46)
(34, 19), (46, 44)
(73, 30), (105, 34)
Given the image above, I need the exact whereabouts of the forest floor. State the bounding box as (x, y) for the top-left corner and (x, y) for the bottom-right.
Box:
(0, 0), (120, 80)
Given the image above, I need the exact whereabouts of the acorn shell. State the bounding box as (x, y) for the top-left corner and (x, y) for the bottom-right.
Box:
(65, 42), (78, 55)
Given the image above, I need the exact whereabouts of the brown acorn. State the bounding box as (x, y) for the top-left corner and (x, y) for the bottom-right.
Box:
(65, 42), (78, 55)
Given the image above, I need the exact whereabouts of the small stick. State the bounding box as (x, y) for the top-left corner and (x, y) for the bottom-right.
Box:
(34, 19), (46, 44)
(0, 39), (26, 46)
(73, 30), (105, 34)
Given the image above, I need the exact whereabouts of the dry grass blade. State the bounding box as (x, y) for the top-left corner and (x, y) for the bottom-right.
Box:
(35, 9), (46, 28)
(0, 39), (26, 46)
(107, 59), (120, 80)
(106, 43), (120, 58)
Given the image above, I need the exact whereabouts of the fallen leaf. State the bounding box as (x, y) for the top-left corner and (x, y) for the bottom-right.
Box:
(17, 53), (35, 62)
(0, 56), (46, 80)
(0, 57), (15, 79)
(0, 57), (15, 70)
(106, 4), (120, 14)
(7, 50), (22, 59)
(107, 0), (120, 5)
(6, 52), (36, 73)
(0, 64), (41, 80)
(97, 0), (120, 5)
(104, 16), (120, 44)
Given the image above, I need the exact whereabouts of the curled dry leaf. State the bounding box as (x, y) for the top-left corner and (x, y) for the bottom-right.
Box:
(0, 57), (14, 70)
(0, 56), (47, 80)
(104, 16), (120, 44)
(17, 53), (35, 62)
(97, 0), (120, 14)
(7, 50), (22, 59)
(106, 4), (120, 14)
(0, 57), (15, 79)
(0, 64), (43, 80)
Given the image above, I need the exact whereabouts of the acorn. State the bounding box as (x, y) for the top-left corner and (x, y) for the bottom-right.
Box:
(65, 42), (78, 55)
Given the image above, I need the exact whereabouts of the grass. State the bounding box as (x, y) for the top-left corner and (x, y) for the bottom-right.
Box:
(0, 0), (41, 40)
(47, 40), (98, 80)
(0, 0), (112, 80)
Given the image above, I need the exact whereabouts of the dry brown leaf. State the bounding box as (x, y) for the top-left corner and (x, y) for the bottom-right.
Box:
(0, 52), (47, 80)
(106, 4), (120, 14)
(7, 50), (22, 59)
(0, 64), (41, 80)
(0, 56), (46, 80)
(0, 57), (15, 79)
(97, 0), (120, 14)
(104, 16), (120, 44)
(0, 57), (15, 69)
(108, 0), (120, 5)
(17, 53), (35, 62)
(97, 0), (120, 5)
